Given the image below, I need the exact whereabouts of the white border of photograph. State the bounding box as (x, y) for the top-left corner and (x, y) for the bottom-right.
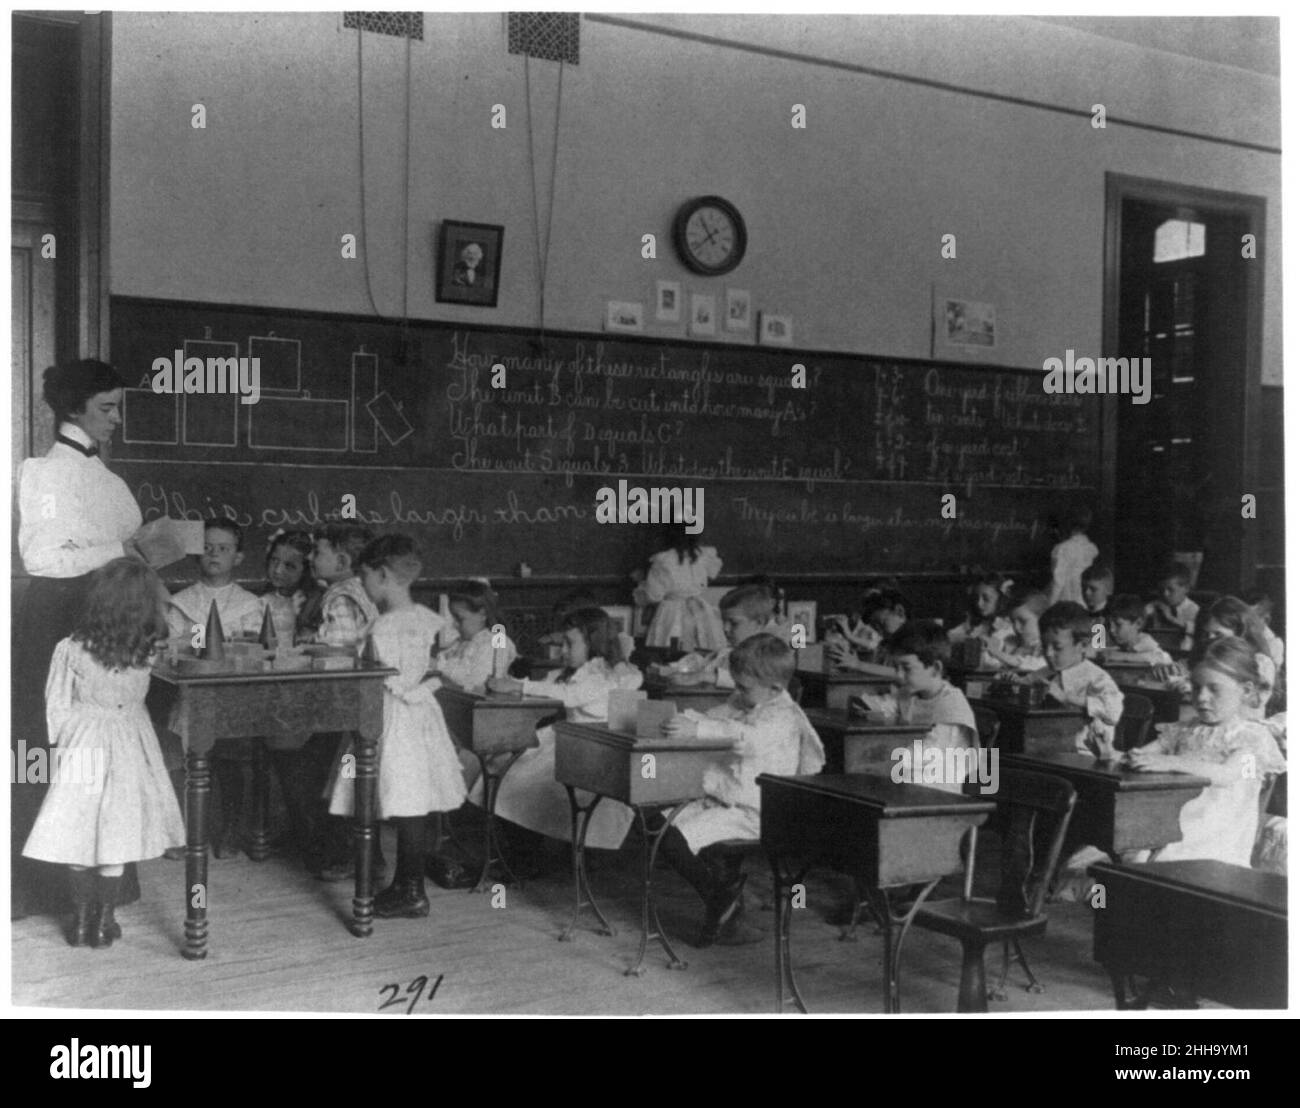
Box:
(605, 300), (645, 333)
(758, 311), (794, 346)
(655, 280), (682, 322)
(725, 288), (751, 332)
(689, 293), (717, 336)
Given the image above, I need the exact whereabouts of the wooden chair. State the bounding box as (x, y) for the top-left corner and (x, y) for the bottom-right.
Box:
(1116, 692), (1156, 752)
(972, 705), (1001, 750)
(913, 767), (1077, 1012)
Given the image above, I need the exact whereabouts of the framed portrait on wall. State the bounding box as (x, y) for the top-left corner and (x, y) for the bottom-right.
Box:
(435, 220), (504, 307)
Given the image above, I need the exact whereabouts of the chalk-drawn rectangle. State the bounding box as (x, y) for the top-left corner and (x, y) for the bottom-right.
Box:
(249, 335), (302, 393)
(352, 351), (379, 453)
(249, 396), (350, 452)
(183, 392), (239, 447)
(121, 388), (179, 445)
(366, 390), (414, 447)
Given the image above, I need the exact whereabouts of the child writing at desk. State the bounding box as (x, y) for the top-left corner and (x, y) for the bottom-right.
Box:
(23, 559), (185, 948)
(1096, 594), (1172, 668)
(660, 633), (824, 947)
(1129, 637), (1285, 866)
(1145, 560), (1200, 653)
(1032, 602), (1125, 759)
(432, 580), (517, 693)
(484, 607), (644, 864)
(654, 583), (784, 688)
(326, 536), (464, 918)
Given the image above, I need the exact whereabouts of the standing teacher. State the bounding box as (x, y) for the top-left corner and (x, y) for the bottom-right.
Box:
(13, 360), (149, 918)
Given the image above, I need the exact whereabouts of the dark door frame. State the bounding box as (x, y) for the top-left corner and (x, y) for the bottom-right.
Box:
(1102, 171), (1267, 593)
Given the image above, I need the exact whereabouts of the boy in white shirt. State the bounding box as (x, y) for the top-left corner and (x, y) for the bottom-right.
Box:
(1036, 602), (1125, 759)
(655, 584), (782, 689)
(659, 634), (824, 947)
(167, 519), (263, 642)
(1097, 594), (1173, 667)
(1145, 561), (1200, 653)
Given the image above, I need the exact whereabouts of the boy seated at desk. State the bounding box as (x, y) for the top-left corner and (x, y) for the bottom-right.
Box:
(847, 621), (978, 792)
(1032, 602), (1125, 760)
(659, 633), (824, 947)
(165, 519), (263, 642)
(651, 583), (783, 688)
(825, 587), (910, 676)
(1145, 560), (1200, 653)
(1096, 594), (1173, 668)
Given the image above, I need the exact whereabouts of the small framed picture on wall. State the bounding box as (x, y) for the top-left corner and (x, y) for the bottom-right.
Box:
(656, 280), (682, 322)
(689, 293), (717, 336)
(758, 312), (794, 346)
(725, 288), (752, 332)
(435, 220), (504, 307)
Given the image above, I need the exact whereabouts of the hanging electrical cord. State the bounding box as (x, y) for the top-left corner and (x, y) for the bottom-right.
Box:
(524, 50), (564, 346)
(356, 23), (383, 319)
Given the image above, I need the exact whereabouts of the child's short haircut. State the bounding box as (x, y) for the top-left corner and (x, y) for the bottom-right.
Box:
(862, 587), (908, 619)
(719, 584), (775, 623)
(1040, 601), (1094, 643)
(449, 579), (500, 626)
(317, 523), (374, 567)
(1081, 562), (1114, 586)
(1108, 594), (1148, 624)
(1158, 560), (1193, 588)
(357, 534), (421, 584)
(206, 517), (244, 551)
(562, 606), (623, 667)
(728, 632), (795, 688)
(886, 621), (951, 670)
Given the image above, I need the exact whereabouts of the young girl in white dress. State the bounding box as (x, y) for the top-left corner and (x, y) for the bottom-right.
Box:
(635, 523), (726, 651)
(433, 580), (518, 694)
(947, 573), (1014, 649)
(483, 607), (643, 852)
(23, 558), (185, 948)
(1128, 637), (1285, 867)
(327, 535), (466, 919)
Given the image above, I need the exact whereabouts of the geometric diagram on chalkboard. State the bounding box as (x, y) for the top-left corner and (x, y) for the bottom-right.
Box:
(351, 351), (379, 453)
(365, 390), (414, 447)
(180, 339), (242, 448)
(120, 388), (180, 445)
(247, 395), (350, 452)
(248, 334), (302, 393)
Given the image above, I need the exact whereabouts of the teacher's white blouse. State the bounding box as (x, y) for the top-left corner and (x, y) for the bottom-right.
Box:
(17, 425), (141, 578)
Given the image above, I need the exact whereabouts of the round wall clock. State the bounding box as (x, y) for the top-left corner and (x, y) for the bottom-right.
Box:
(672, 195), (747, 276)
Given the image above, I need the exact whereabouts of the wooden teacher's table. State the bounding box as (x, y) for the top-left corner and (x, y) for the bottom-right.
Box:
(759, 773), (993, 1013)
(553, 721), (733, 975)
(1001, 752), (1209, 860)
(149, 660), (395, 959)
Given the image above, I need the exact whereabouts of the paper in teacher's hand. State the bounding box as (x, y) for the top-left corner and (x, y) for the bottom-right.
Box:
(134, 517), (205, 568)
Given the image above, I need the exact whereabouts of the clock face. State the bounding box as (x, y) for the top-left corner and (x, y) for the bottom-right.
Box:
(675, 196), (746, 275)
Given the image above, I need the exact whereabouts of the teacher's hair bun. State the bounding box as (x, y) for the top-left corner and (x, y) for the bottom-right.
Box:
(43, 360), (128, 417)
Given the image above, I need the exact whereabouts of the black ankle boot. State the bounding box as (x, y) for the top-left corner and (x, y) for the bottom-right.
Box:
(374, 877), (430, 919)
(91, 874), (123, 949)
(64, 869), (96, 947)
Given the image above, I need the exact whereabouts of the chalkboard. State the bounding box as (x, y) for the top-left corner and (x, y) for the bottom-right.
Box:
(109, 297), (1101, 580)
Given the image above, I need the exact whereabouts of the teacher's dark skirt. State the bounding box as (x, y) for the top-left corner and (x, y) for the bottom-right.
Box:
(11, 574), (141, 918)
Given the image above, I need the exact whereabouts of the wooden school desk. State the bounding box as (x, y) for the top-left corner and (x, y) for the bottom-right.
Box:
(1001, 752), (1209, 860)
(148, 661), (395, 959)
(967, 697), (1087, 755)
(758, 773), (994, 1013)
(1102, 670), (1189, 725)
(796, 668), (896, 711)
(643, 675), (734, 713)
(1087, 860), (1287, 1009)
(552, 721), (733, 975)
(434, 686), (564, 891)
(802, 707), (931, 776)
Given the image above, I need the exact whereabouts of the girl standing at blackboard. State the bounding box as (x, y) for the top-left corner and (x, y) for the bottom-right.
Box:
(634, 523), (726, 652)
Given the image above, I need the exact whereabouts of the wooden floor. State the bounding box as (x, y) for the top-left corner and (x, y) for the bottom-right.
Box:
(11, 825), (1173, 1016)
